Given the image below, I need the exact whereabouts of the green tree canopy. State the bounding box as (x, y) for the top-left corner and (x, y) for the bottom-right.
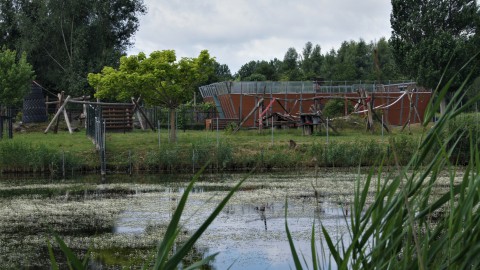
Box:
(390, 0), (480, 89)
(88, 50), (215, 141)
(234, 39), (403, 83)
(0, 0), (146, 96)
(0, 47), (35, 108)
(235, 60), (280, 81)
(372, 38), (403, 82)
(282, 47), (303, 80)
(301, 42), (323, 80)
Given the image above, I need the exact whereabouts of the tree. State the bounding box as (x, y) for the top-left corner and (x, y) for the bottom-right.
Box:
(371, 38), (403, 82)
(88, 50), (215, 142)
(354, 39), (373, 80)
(211, 62), (233, 82)
(334, 41), (358, 81)
(235, 60), (280, 81)
(321, 48), (337, 81)
(0, 0), (146, 96)
(300, 42), (323, 80)
(282, 47), (303, 80)
(0, 47), (35, 109)
(235, 61), (257, 80)
(390, 0), (480, 90)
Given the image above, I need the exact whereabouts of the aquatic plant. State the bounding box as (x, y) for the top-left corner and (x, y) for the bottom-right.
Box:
(286, 59), (480, 269)
(47, 163), (248, 269)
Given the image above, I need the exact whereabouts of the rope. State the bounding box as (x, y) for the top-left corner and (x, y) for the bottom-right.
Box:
(33, 80), (60, 98)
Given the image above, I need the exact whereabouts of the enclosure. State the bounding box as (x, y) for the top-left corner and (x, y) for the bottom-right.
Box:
(199, 81), (432, 128)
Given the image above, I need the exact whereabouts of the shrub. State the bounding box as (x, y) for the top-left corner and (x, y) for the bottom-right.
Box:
(323, 98), (353, 118)
(447, 113), (480, 164)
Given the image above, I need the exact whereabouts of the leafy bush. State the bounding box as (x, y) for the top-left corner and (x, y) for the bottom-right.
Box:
(322, 98), (353, 118)
(447, 113), (480, 164)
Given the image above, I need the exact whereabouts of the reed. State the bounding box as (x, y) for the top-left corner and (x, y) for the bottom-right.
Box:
(286, 60), (480, 269)
(0, 141), (80, 174)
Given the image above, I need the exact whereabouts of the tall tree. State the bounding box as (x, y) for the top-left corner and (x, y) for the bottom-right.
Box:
(88, 50), (215, 142)
(282, 47), (302, 80)
(235, 60), (280, 81)
(354, 39), (373, 80)
(321, 48), (337, 81)
(390, 0), (480, 89)
(371, 38), (403, 82)
(0, 47), (35, 109)
(0, 0), (146, 96)
(235, 60), (257, 80)
(334, 41), (358, 81)
(301, 42), (323, 80)
(211, 62), (233, 82)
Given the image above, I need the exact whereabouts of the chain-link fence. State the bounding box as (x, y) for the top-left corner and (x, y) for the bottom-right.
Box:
(199, 81), (419, 98)
(142, 106), (218, 130)
(86, 104), (106, 175)
(0, 107), (18, 139)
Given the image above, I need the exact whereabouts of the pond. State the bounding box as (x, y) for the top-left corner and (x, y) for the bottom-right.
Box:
(0, 170), (364, 269)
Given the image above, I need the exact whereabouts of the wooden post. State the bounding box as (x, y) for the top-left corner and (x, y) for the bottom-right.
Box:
(63, 108), (73, 134)
(54, 92), (64, 134)
(45, 95), (71, 133)
(367, 92), (374, 132)
(45, 96), (49, 116)
(131, 97), (155, 131)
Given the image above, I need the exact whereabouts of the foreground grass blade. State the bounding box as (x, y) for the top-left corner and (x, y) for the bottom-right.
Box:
(285, 199), (303, 270)
(311, 222), (319, 270)
(183, 253), (219, 270)
(47, 239), (59, 270)
(153, 163), (209, 270)
(321, 225), (342, 267)
(51, 231), (84, 270)
(164, 175), (248, 269)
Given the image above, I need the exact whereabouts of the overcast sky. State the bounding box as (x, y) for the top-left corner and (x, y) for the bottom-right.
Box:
(128, 0), (393, 74)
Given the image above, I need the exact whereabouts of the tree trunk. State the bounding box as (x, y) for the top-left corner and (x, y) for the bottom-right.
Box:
(169, 108), (176, 143)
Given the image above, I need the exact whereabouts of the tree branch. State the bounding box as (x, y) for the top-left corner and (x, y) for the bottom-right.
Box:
(43, 48), (67, 72)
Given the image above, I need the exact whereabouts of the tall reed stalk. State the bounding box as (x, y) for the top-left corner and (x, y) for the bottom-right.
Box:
(286, 61), (480, 269)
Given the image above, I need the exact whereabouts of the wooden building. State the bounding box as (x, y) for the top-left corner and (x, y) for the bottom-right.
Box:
(199, 81), (432, 129)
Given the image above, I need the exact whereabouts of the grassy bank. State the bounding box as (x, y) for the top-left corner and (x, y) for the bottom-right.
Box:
(0, 122), (430, 174)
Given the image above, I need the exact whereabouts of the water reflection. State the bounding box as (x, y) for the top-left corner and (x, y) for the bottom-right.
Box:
(0, 171), (356, 269)
(112, 187), (349, 270)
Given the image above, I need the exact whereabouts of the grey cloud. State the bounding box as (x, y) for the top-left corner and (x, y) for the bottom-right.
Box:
(129, 0), (392, 73)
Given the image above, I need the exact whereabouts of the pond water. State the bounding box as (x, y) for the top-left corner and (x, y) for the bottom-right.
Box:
(0, 170), (361, 269)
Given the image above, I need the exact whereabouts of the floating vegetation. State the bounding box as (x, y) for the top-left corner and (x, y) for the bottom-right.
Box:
(0, 170), (464, 269)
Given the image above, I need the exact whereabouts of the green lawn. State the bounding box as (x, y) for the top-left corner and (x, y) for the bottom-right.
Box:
(0, 121), (428, 173)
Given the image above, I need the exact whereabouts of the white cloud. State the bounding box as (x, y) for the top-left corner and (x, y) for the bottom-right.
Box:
(128, 0), (392, 73)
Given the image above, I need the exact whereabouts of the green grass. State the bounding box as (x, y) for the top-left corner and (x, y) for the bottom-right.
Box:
(1, 121), (430, 173)
(0, 130), (100, 174)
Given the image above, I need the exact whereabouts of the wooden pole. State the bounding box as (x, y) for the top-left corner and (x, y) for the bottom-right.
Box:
(54, 92), (64, 134)
(131, 97), (155, 131)
(63, 108), (73, 134)
(45, 95), (71, 133)
(234, 98), (264, 133)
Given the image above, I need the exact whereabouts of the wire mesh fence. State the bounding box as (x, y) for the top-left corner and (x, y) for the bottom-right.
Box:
(0, 107), (20, 139)
(142, 106), (218, 130)
(86, 104), (106, 175)
(199, 80), (419, 98)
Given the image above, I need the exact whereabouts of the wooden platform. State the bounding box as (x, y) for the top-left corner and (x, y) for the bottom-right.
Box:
(102, 105), (134, 131)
